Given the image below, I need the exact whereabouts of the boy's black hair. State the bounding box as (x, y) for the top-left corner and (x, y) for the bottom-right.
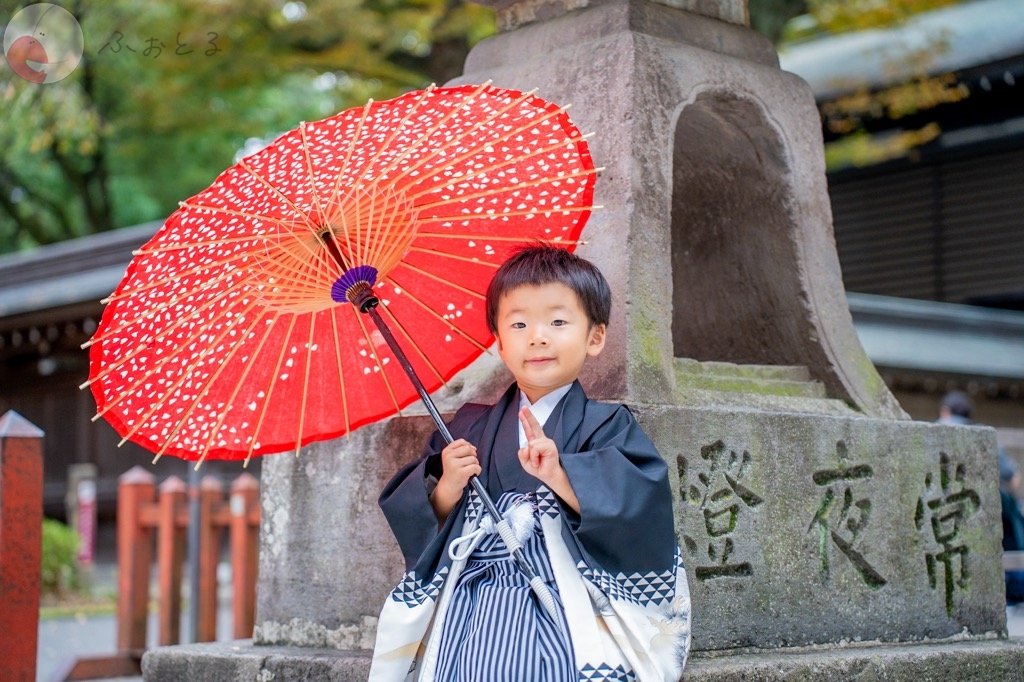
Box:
(485, 245), (611, 332)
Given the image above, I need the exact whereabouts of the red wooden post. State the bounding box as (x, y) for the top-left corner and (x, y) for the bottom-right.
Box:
(196, 475), (224, 642)
(157, 476), (187, 646)
(230, 473), (259, 638)
(0, 411), (44, 682)
(117, 466), (156, 653)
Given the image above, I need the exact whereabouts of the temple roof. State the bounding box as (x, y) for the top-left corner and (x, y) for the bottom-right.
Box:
(0, 222), (158, 321)
(848, 292), (1024, 381)
(2, 222), (1022, 383)
(779, 0), (1024, 100)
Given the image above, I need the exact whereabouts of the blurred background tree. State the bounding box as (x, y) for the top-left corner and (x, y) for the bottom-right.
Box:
(0, 0), (494, 253)
(0, 0), (973, 253)
(751, 0), (974, 170)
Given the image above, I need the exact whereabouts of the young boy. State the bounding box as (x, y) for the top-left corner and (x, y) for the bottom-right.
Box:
(370, 246), (690, 681)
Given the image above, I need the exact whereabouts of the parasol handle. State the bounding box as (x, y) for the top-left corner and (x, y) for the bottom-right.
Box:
(355, 288), (564, 631)
(354, 292), (507, 529)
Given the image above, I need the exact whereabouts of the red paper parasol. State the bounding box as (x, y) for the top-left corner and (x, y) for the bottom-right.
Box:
(84, 83), (596, 466)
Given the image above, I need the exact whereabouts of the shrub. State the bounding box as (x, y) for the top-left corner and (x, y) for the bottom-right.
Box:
(41, 518), (80, 595)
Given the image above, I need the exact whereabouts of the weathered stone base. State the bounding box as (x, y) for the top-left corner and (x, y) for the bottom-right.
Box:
(142, 638), (1024, 681)
(688, 638), (1024, 680)
(142, 641), (369, 682)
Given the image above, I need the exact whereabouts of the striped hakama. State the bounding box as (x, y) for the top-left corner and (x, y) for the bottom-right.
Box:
(434, 492), (576, 682)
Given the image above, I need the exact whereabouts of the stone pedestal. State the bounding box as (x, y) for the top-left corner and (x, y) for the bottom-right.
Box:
(645, 405), (1005, 649)
(143, 638), (1024, 681)
(144, 0), (1021, 678)
(252, 417), (435, 650)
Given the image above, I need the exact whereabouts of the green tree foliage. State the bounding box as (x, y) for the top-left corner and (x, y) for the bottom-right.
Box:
(749, 0), (808, 44)
(2, 1), (975, 252)
(800, 0), (963, 35)
(751, 0), (966, 43)
(41, 517), (80, 595)
(0, 0), (494, 253)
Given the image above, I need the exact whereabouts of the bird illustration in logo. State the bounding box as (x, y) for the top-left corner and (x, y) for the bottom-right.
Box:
(3, 4), (84, 84)
(7, 33), (50, 83)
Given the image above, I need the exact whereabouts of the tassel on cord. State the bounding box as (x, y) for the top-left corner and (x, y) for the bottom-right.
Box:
(446, 496), (564, 629)
(448, 497), (537, 561)
(499, 499), (537, 544)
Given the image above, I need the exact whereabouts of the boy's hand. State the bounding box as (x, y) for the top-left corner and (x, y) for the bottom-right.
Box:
(518, 407), (561, 482)
(518, 407), (580, 513)
(431, 439), (480, 523)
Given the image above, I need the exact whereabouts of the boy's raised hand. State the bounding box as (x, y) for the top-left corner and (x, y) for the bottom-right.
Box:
(518, 407), (560, 481)
(518, 407), (580, 513)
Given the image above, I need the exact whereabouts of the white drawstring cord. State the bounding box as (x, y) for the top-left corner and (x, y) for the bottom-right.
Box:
(446, 495), (564, 629)
(448, 498), (536, 562)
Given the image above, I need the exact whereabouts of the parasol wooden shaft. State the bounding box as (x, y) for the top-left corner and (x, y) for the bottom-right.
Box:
(362, 304), (502, 516)
(361, 302), (554, 607)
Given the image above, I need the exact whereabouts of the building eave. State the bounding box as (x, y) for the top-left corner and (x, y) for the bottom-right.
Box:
(0, 222), (159, 321)
(848, 291), (1024, 380)
(779, 0), (1024, 101)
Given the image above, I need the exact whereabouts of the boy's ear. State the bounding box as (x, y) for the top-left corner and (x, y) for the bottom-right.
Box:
(587, 323), (607, 357)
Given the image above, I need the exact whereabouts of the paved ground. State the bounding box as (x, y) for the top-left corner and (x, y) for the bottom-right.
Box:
(37, 562), (236, 682)
(38, 609), (237, 681)
(37, 587), (1024, 680)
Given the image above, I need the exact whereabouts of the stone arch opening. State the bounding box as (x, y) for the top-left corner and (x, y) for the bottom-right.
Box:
(671, 91), (811, 367)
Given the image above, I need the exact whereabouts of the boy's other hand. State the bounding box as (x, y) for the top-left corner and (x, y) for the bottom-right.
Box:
(437, 438), (481, 496)
(519, 407), (580, 513)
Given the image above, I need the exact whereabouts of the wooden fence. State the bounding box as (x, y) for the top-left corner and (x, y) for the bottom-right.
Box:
(60, 466), (259, 680)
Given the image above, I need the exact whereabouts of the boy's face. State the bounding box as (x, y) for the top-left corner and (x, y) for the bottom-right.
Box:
(494, 282), (606, 404)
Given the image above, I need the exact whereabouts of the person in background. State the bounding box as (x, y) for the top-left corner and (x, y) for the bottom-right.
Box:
(937, 389), (974, 426)
(1000, 452), (1024, 604)
(937, 390), (1024, 603)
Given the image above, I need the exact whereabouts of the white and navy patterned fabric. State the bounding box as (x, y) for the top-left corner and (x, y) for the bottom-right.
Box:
(370, 382), (691, 681)
(578, 663), (636, 681)
(535, 487), (691, 681)
(388, 568), (449, 607)
(433, 492), (576, 681)
(576, 551), (685, 607)
(371, 485), (691, 681)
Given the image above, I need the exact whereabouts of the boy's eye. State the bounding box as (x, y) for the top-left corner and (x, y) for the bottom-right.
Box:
(551, 319), (567, 327)
(511, 322), (526, 329)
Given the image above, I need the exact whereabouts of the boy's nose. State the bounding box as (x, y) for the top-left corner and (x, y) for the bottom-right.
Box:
(529, 331), (548, 346)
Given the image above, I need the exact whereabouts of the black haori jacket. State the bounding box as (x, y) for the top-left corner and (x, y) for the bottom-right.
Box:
(372, 381), (690, 682)
(379, 379), (676, 591)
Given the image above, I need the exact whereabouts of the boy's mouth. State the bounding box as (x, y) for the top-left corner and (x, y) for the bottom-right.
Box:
(526, 357), (554, 365)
